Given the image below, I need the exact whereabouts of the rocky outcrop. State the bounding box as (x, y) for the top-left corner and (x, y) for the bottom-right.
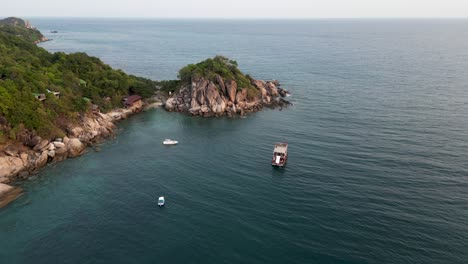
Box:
(67, 138), (85, 158)
(165, 76), (290, 117)
(0, 155), (28, 184)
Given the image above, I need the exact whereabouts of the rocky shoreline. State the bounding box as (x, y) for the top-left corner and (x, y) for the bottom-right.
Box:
(33, 36), (50, 45)
(0, 102), (146, 209)
(165, 76), (290, 117)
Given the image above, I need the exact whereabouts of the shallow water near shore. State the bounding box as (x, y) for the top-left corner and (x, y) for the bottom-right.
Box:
(1, 19), (468, 263)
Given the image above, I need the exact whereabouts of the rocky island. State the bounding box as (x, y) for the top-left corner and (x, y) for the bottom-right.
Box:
(164, 56), (290, 117)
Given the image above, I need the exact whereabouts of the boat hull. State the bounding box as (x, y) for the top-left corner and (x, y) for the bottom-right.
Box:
(272, 161), (287, 167)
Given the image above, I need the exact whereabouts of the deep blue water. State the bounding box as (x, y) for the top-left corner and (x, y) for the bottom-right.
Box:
(1, 19), (468, 263)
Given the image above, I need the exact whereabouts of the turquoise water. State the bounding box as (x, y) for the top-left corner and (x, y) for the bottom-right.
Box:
(1, 19), (468, 263)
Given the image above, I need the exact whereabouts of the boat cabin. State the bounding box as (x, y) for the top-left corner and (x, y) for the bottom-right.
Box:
(272, 143), (288, 167)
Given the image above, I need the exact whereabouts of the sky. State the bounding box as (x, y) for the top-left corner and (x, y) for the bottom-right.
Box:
(2, 0), (468, 19)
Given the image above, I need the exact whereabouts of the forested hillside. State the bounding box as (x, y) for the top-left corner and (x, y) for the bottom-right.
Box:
(0, 19), (155, 142)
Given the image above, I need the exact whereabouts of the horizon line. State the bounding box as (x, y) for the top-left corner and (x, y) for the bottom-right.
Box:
(2, 15), (468, 20)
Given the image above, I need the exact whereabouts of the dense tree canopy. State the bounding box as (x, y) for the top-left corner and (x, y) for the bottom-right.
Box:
(0, 24), (155, 141)
(176, 56), (258, 99)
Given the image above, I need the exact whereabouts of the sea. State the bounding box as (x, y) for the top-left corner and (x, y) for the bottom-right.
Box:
(1, 18), (468, 264)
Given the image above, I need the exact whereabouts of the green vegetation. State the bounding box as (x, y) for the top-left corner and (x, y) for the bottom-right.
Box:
(177, 55), (258, 98)
(156, 80), (182, 93)
(0, 17), (45, 43)
(0, 23), (155, 141)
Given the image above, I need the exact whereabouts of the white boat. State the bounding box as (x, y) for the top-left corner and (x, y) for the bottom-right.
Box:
(163, 139), (178, 145)
(158, 196), (165, 207)
(272, 143), (288, 167)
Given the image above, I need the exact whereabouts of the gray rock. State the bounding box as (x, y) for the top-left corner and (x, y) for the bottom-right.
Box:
(34, 150), (48, 168)
(48, 143), (55, 151)
(54, 146), (68, 155)
(53, 141), (66, 148)
(200, 105), (209, 113)
(266, 82), (279, 97)
(226, 80), (237, 102)
(215, 74), (226, 96)
(28, 136), (42, 148)
(67, 138), (85, 158)
(33, 140), (49, 151)
(48, 150), (55, 158)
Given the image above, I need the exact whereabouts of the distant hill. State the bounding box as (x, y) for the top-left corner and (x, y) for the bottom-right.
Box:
(0, 17), (46, 43)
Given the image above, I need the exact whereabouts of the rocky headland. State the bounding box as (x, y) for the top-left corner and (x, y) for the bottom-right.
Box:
(0, 17), (49, 44)
(0, 103), (144, 208)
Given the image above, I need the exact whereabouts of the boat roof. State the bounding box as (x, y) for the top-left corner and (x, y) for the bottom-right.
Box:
(274, 143), (288, 153)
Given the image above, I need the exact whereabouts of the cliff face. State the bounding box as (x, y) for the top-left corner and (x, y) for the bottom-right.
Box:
(165, 76), (290, 117)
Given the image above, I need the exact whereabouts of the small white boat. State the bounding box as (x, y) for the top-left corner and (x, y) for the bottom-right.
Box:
(272, 143), (288, 167)
(163, 139), (178, 145)
(158, 196), (165, 207)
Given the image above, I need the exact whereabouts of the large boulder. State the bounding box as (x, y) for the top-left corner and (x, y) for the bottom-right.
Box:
(215, 75), (226, 96)
(266, 82), (279, 97)
(252, 80), (267, 97)
(48, 150), (55, 158)
(205, 81), (226, 113)
(195, 79), (208, 106)
(200, 105), (209, 113)
(235, 88), (247, 104)
(33, 140), (49, 151)
(69, 126), (84, 139)
(225, 80), (237, 102)
(48, 143), (55, 151)
(67, 138), (85, 158)
(53, 141), (66, 148)
(34, 150), (48, 169)
(165, 98), (178, 111)
(28, 136), (41, 148)
(213, 96), (226, 114)
(0, 156), (27, 178)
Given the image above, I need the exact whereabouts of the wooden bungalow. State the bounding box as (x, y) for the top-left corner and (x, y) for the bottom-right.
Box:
(123, 95), (143, 110)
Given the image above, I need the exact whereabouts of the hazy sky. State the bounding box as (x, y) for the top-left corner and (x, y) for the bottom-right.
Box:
(2, 0), (468, 18)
